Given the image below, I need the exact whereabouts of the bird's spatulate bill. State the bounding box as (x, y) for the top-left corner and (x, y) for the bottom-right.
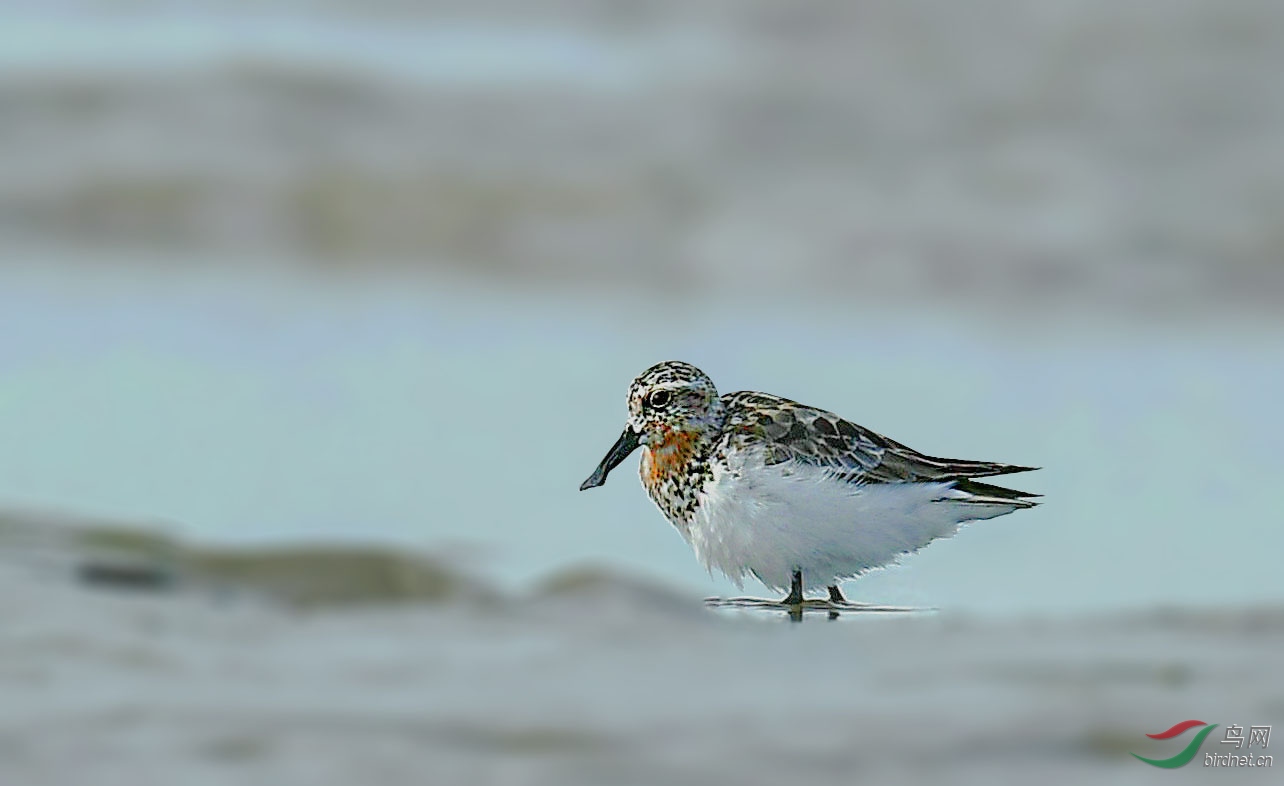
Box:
(580, 427), (641, 490)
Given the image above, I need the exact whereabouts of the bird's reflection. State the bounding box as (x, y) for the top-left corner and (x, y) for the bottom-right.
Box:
(705, 597), (930, 623)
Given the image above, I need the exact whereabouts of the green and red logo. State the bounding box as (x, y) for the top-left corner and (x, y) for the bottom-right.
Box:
(1132, 720), (1219, 768)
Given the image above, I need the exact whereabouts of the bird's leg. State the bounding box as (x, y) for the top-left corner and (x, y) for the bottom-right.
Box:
(781, 570), (804, 606)
(827, 585), (846, 604)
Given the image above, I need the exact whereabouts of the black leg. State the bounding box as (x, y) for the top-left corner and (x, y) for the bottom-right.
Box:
(827, 585), (846, 604)
(781, 570), (804, 605)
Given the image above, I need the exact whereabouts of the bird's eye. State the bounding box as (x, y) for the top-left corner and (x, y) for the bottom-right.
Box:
(647, 390), (672, 408)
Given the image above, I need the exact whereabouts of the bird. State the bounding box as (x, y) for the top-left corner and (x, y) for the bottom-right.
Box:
(579, 360), (1038, 605)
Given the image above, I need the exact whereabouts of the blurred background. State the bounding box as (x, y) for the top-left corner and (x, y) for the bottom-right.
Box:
(1, 1), (1282, 783)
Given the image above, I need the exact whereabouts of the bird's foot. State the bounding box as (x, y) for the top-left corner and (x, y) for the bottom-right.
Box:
(781, 569), (805, 606)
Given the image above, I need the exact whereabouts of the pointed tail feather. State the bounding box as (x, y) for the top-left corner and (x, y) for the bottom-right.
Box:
(942, 477), (1040, 521)
(928, 459), (1039, 480)
(951, 477), (1041, 501)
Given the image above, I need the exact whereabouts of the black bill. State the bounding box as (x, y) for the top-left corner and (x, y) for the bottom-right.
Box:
(579, 427), (642, 490)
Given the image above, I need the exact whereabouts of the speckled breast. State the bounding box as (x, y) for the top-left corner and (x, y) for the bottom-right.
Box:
(639, 430), (710, 528)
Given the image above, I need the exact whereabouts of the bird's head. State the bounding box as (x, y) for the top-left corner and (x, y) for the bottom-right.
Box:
(579, 361), (722, 490)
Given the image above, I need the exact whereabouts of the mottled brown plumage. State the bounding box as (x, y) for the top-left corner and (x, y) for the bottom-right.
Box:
(719, 390), (1037, 487)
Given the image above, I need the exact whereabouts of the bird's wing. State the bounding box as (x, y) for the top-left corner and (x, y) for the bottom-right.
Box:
(719, 391), (1037, 485)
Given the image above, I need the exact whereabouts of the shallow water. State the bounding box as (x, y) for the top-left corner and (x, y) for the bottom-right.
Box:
(1, 266), (1280, 617)
(1, 548), (1281, 786)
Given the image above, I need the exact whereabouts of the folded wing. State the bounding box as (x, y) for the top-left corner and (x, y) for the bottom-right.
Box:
(719, 391), (1039, 498)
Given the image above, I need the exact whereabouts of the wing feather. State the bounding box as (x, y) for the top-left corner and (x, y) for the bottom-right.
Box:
(719, 391), (1038, 486)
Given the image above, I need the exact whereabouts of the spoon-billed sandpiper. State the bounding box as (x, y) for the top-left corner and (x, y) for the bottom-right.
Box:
(580, 361), (1038, 605)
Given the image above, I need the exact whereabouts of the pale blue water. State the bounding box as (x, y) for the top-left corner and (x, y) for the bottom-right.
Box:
(1, 266), (1280, 616)
(0, 8), (712, 89)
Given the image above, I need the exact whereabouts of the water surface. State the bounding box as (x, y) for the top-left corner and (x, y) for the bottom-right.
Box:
(1, 266), (1280, 616)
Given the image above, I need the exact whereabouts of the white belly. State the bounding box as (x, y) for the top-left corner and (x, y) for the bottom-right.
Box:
(687, 450), (983, 591)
